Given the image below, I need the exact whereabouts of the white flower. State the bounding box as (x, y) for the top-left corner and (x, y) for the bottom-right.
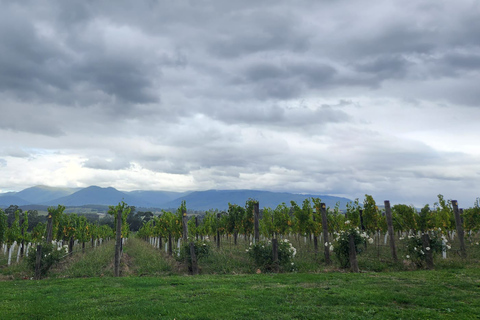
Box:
(345, 220), (350, 225)
(245, 249), (249, 252)
(414, 247), (417, 251)
(426, 247), (430, 251)
(406, 255), (410, 259)
(446, 245), (451, 250)
(291, 262), (294, 266)
(368, 238), (374, 244)
(420, 250), (424, 255)
(329, 245), (334, 251)
(325, 242), (329, 247)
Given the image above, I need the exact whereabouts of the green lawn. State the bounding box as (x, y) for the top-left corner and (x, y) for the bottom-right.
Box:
(1, 269), (480, 319)
(1, 236), (480, 319)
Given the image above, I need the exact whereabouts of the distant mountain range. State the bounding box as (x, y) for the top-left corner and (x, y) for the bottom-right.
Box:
(0, 185), (352, 211)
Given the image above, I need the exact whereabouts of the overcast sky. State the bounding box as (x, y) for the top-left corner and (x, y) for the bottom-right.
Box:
(1, 0), (479, 207)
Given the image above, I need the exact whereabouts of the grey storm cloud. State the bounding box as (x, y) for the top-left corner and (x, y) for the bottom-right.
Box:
(1, 0), (480, 206)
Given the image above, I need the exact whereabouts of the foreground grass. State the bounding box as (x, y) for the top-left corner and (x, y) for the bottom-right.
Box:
(1, 269), (479, 319)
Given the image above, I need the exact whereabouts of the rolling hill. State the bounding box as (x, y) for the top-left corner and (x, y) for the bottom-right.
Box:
(1, 185), (352, 211)
(161, 189), (351, 211)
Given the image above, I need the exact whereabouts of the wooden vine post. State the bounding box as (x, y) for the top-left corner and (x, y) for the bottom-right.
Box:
(254, 201), (260, 244)
(114, 208), (122, 277)
(384, 200), (398, 262)
(348, 234), (359, 272)
(216, 213), (221, 249)
(452, 200), (467, 259)
(320, 203), (331, 265)
(195, 216), (199, 240)
(182, 210), (188, 241)
(313, 214), (318, 254)
(46, 213), (53, 243)
(421, 233), (434, 270)
(35, 212), (54, 279)
(34, 245), (42, 280)
(359, 209), (365, 231)
(272, 238), (279, 272)
(189, 242), (198, 275)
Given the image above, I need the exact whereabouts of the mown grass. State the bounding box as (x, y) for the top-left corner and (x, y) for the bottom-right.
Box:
(1, 235), (480, 318)
(55, 240), (116, 278)
(122, 238), (176, 276)
(1, 269), (479, 319)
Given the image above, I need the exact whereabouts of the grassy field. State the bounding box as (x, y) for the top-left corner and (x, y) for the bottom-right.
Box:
(1, 236), (480, 319)
(1, 269), (480, 319)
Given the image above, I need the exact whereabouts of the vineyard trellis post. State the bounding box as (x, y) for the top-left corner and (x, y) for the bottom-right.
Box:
(320, 203), (331, 265)
(195, 216), (199, 240)
(384, 200), (398, 262)
(114, 208), (122, 277)
(272, 238), (279, 272)
(452, 200), (467, 258)
(254, 202), (259, 244)
(359, 209), (365, 231)
(189, 242), (198, 275)
(313, 214), (318, 254)
(46, 213), (53, 243)
(34, 244), (42, 280)
(349, 234), (359, 272)
(421, 233), (434, 269)
(182, 211), (188, 241)
(216, 213), (221, 249)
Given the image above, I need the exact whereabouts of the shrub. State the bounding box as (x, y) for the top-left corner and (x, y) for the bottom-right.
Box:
(26, 242), (68, 277)
(401, 231), (449, 268)
(246, 239), (296, 272)
(332, 224), (372, 268)
(176, 240), (211, 272)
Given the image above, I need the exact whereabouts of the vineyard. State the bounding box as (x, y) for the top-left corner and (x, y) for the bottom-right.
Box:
(1, 194), (480, 278)
(1, 194), (480, 318)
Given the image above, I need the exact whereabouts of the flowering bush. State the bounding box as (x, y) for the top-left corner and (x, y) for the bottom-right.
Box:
(332, 222), (373, 268)
(26, 242), (68, 276)
(401, 231), (449, 267)
(246, 239), (296, 272)
(176, 240), (211, 272)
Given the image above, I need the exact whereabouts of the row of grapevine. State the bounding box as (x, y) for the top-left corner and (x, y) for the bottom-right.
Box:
(138, 195), (480, 244)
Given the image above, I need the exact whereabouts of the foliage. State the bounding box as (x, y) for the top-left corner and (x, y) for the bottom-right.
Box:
(246, 239), (296, 272)
(47, 205), (66, 241)
(108, 202), (131, 239)
(332, 222), (373, 269)
(327, 202), (345, 233)
(176, 240), (211, 272)
(291, 199), (313, 236)
(5, 210), (21, 246)
(392, 204), (418, 232)
(362, 194), (384, 233)
(226, 203), (245, 243)
(401, 231), (449, 268)
(26, 242), (68, 276)
(345, 198), (361, 229)
(463, 198), (480, 233)
(433, 194), (454, 230)
(0, 209), (6, 247)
